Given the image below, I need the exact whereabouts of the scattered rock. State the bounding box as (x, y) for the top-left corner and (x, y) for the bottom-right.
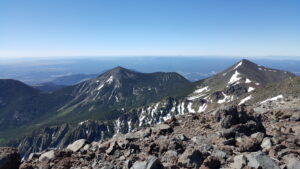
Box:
(66, 139), (88, 152)
(286, 157), (300, 169)
(131, 156), (164, 169)
(246, 151), (280, 169)
(261, 137), (272, 150)
(38, 150), (55, 161)
(231, 154), (247, 169)
(152, 124), (172, 136)
(199, 156), (221, 169)
(106, 141), (119, 155)
(237, 137), (261, 152)
(178, 147), (203, 168)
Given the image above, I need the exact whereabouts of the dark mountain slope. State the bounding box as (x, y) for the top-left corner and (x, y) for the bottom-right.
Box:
(0, 79), (73, 132)
(0, 79), (45, 129)
(47, 66), (193, 124)
(33, 82), (65, 93)
(0, 67), (193, 146)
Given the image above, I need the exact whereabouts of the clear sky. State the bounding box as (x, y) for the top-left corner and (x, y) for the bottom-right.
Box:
(1, 0), (300, 58)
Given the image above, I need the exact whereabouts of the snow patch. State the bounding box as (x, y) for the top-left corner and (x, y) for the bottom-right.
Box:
(245, 78), (252, 83)
(96, 83), (104, 90)
(194, 86), (209, 94)
(78, 120), (89, 125)
(248, 87), (255, 92)
(228, 71), (242, 85)
(187, 102), (196, 113)
(128, 120), (132, 132)
(261, 95), (284, 104)
(107, 76), (114, 83)
(162, 113), (173, 121)
(239, 95), (252, 105)
(115, 96), (119, 102)
(198, 104), (207, 112)
(233, 61), (243, 70)
(218, 92), (234, 104)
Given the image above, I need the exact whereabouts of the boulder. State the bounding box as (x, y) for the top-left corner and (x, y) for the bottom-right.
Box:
(106, 141), (119, 155)
(199, 156), (221, 169)
(38, 150), (55, 161)
(66, 139), (87, 152)
(230, 154), (247, 169)
(152, 124), (172, 136)
(27, 152), (41, 161)
(217, 106), (265, 138)
(0, 147), (21, 169)
(178, 147), (203, 168)
(290, 112), (300, 121)
(246, 151), (280, 169)
(131, 156), (164, 169)
(237, 137), (261, 152)
(251, 132), (265, 143)
(145, 156), (164, 169)
(131, 161), (147, 169)
(286, 157), (300, 169)
(261, 137), (272, 150)
(161, 150), (178, 165)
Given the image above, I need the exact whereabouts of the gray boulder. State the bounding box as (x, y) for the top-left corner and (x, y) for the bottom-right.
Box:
(178, 147), (203, 168)
(131, 156), (164, 169)
(231, 154), (247, 169)
(246, 151), (280, 169)
(261, 137), (272, 150)
(66, 139), (87, 152)
(286, 157), (300, 169)
(38, 150), (55, 161)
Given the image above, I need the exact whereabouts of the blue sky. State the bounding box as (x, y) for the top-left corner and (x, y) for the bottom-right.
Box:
(0, 0), (300, 58)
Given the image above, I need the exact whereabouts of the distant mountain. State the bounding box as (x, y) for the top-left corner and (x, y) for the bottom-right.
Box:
(0, 79), (48, 129)
(48, 66), (193, 124)
(51, 73), (99, 86)
(33, 82), (65, 93)
(187, 59), (295, 109)
(0, 67), (193, 146)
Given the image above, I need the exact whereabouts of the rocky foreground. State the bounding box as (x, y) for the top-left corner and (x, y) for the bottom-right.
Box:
(1, 105), (300, 169)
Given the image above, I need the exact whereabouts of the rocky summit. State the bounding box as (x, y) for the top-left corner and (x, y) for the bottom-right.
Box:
(16, 105), (300, 169)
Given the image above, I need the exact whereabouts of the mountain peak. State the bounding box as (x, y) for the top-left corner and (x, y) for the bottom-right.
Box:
(108, 66), (135, 74)
(231, 59), (258, 71)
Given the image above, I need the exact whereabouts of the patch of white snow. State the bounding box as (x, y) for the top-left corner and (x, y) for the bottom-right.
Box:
(261, 95), (284, 104)
(187, 102), (196, 113)
(233, 61), (243, 70)
(239, 95), (252, 105)
(248, 87), (255, 92)
(194, 86), (209, 94)
(228, 71), (242, 85)
(245, 78), (252, 83)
